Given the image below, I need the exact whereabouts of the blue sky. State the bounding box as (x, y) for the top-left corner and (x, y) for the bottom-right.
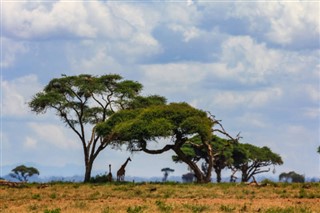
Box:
(1, 0), (319, 180)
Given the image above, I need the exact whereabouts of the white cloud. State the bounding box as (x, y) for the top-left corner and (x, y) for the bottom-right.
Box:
(229, 2), (319, 48)
(212, 87), (283, 109)
(3, 1), (161, 62)
(140, 62), (209, 96)
(220, 36), (282, 84)
(24, 137), (38, 149)
(305, 84), (320, 103)
(28, 122), (80, 150)
(169, 25), (201, 42)
(3, 1), (96, 39)
(164, 3), (201, 26)
(1, 75), (41, 116)
(0, 37), (28, 68)
(236, 112), (267, 128)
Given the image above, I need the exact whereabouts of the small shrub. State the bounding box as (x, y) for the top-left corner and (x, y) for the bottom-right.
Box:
(50, 193), (57, 199)
(44, 208), (61, 213)
(88, 191), (101, 200)
(163, 189), (174, 198)
(297, 188), (307, 198)
(261, 179), (277, 187)
(127, 205), (145, 213)
(28, 204), (39, 211)
(219, 204), (235, 212)
(183, 204), (209, 213)
(155, 200), (173, 213)
(32, 193), (41, 200)
(90, 174), (109, 183)
(265, 206), (311, 213)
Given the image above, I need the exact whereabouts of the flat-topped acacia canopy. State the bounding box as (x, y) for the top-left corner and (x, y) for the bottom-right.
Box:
(97, 102), (215, 183)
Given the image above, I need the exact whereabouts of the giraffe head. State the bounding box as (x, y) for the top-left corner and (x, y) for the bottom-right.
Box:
(128, 157), (131, 161)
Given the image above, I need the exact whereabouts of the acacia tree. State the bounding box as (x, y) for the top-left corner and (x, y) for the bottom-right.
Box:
(172, 135), (234, 183)
(161, 167), (174, 182)
(279, 171), (305, 183)
(10, 165), (39, 182)
(29, 74), (165, 182)
(97, 102), (237, 183)
(232, 143), (283, 182)
(318, 146), (320, 154)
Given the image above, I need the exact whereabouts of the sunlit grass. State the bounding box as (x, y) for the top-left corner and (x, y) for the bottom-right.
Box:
(1, 182), (319, 212)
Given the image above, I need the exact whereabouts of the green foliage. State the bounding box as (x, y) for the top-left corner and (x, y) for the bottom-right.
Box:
(97, 102), (215, 183)
(50, 193), (57, 199)
(161, 167), (175, 182)
(317, 146), (320, 154)
(232, 143), (283, 182)
(97, 102), (212, 143)
(90, 173), (109, 183)
(155, 200), (173, 213)
(127, 205), (146, 213)
(173, 135), (234, 182)
(29, 74), (165, 182)
(43, 208), (61, 213)
(10, 165), (40, 182)
(279, 171), (305, 183)
(127, 95), (167, 109)
(261, 179), (277, 186)
(31, 193), (41, 200)
(219, 205), (235, 212)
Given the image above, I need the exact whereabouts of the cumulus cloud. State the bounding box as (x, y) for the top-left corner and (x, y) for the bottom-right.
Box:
(3, 1), (162, 65)
(220, 36), (282, 84)
(229, 2), (319, 49)
(2, 1), (96, 39)
(1, 75), (41, 116)
(28, 123), (80, 150)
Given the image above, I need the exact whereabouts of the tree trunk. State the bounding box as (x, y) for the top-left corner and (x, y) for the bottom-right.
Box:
(174, 148), (208, 183)
(203, 140), (213, 183)
(241, 168), (249, 182)
(215, 168), (222, 183)
(84, 161), (93, 183)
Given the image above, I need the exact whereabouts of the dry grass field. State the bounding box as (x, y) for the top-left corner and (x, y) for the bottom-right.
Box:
(1, 182), (320, 213)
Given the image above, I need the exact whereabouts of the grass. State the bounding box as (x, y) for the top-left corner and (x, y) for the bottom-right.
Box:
(0, 182), (319, 212)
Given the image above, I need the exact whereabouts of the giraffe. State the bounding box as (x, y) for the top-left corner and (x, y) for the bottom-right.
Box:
(106, 164), (112, 182)
(117, 157), (131, 182)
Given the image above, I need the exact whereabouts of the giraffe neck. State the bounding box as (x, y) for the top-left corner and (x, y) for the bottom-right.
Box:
(122, 158), (130, 169)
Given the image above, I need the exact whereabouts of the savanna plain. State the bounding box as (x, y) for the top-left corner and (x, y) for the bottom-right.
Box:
(1, 182), (320, 213)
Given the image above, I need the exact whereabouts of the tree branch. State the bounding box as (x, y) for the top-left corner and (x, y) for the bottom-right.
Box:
(132, 139), (174, 154)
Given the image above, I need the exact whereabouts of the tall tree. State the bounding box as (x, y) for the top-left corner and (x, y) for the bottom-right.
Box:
(10, 165), (39, 182)
(232, 143), (283, 182)
(97, 102), (237, 183)
(29, 74), (165, 182)
(317, 146), (320, 154)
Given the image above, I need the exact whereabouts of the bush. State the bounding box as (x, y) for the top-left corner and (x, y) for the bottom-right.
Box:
(90, 174), (108, 183)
